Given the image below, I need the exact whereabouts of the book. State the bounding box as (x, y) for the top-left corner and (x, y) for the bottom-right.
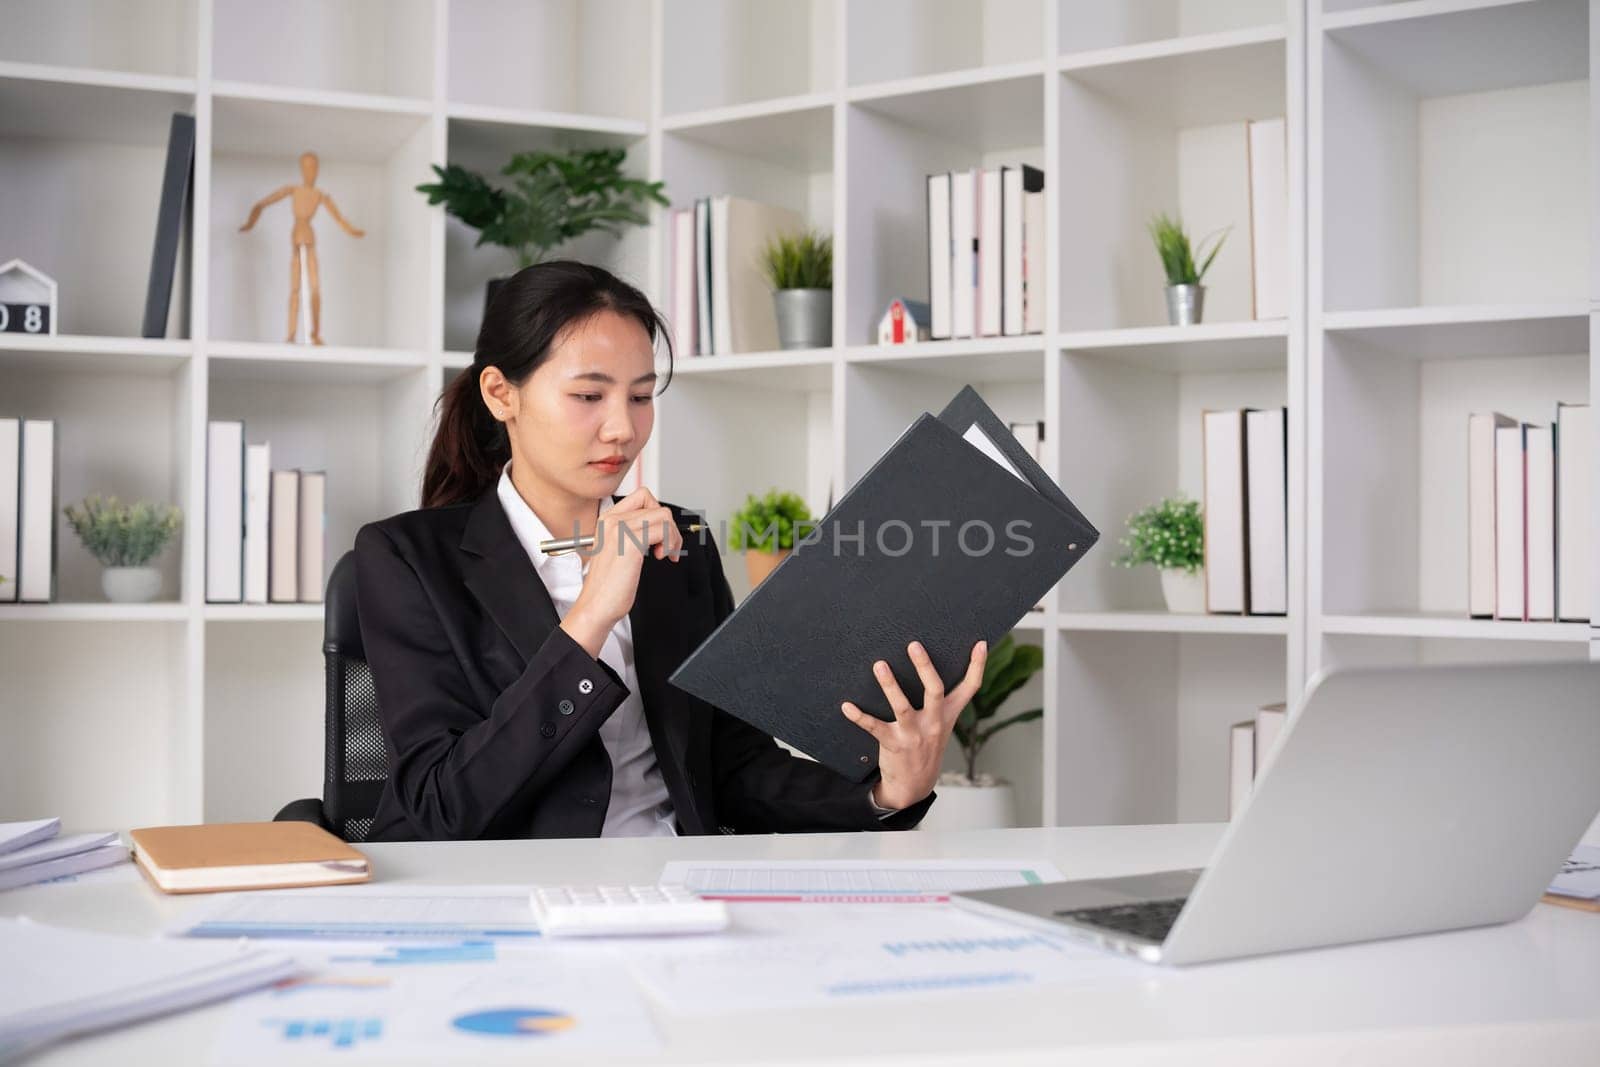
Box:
(243, 443), (270, 604)
(1494, 423), (1526, 620)
(18, 419), (56, 603)
(1525, 425), (1555, 621)
(268, 469), (300, 604)
(1229, 720), (1255, 819)
(927, 172), (952, 340)
(670, 207), (698, 358)
(951, 169), (976, 339)
(297, 470), (326, 603)
(978, 167), (1002, 337)
(694, 197), (713, 357)
(710, 195), (803, 354)
(1246, 117), (1288, 321)
(1255, 702), (1288, 778)
(0, 831), (125, 892)
(1245, 408), (1287, 615)
(1203, 410), (1248, 614)
(1022, 166), (1045, 334)
(141, 112), (195, 339)
(128, 821), (369, 894)
(205, 420), (243, 603)
(0, 417), (17, 601)
(669, 386), (1097, 781)
(1556, 403), (1591, 621)
(1467, 412), (1516, 618)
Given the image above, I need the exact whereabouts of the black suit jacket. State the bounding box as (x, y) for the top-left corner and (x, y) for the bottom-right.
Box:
(353, 488), (934, 841)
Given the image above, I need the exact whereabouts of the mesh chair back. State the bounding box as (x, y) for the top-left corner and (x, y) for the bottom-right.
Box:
(324, 551), (388, 842)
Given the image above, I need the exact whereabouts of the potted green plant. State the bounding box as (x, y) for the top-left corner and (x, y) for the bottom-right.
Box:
(921, 633), (1043, 832)
(1115, 494), (1205, 613)
(1147, 212), (1228, 326)
(416, 146), (668, 314)
(760, 228), (832, 350)
(63, 495), (182, 603)
(727, 489), (815, 588)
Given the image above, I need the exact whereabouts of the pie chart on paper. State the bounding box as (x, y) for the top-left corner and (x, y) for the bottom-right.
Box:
(451, 1007), (577, 1036)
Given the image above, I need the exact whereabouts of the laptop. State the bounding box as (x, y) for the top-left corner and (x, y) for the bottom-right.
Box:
(952, 660), (1600, 966)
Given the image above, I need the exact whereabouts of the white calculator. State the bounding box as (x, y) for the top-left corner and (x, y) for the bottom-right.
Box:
(529, 884), (730, 937)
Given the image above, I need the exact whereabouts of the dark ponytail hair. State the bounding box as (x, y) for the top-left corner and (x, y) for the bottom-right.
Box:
(421, 259), (674, 509)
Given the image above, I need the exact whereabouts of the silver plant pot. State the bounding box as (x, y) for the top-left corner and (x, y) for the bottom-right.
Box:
(772, 288), (832, 350)
(1165, 283), (1205, 326)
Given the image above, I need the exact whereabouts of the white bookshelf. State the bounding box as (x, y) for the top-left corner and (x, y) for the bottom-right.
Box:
(1, 0), (1592, 835)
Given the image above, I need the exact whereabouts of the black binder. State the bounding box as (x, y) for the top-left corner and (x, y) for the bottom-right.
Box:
(669, 385), (1098, 782)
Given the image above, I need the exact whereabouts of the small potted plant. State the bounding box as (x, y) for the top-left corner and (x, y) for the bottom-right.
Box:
(760, 228), (832, 350)
(727, 489), (814, 588)
(920, 633), (1043, 832)
(416, 146), (668, 315)
(1147, 212), (1228, 326)
(63, 495), (182, 603)
(1115, 495), (1205, 613)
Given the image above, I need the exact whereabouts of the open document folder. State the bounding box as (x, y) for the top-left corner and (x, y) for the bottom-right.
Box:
(670, 385), (1097, 781)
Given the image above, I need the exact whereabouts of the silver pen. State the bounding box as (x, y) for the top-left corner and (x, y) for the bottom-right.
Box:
(541, 522), (707, 557)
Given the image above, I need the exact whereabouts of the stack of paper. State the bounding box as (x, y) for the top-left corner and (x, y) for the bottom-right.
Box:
(0, 819), (127, 891)
(0, 917), (298, 1059)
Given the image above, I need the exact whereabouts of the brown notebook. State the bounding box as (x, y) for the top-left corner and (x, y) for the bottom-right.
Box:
(129, 821), (370, 894)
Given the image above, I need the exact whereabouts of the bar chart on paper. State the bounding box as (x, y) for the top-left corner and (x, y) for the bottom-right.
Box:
(659, 860), (1065, 903)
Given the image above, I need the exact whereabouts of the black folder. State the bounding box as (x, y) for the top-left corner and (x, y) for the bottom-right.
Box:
(668, 386), (1098, 782)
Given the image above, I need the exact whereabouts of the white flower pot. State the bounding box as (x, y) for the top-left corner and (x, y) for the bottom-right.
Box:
(1160, 567), (1205, 614)
(102, 566), (161, 603)
(918, 778), (1016, 832)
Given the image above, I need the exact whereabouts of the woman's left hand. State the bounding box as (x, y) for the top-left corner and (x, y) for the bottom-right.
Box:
(840, 639), (988, 812)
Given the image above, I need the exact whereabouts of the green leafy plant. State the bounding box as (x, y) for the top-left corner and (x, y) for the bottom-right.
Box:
(1146, 212), (1228, 287)
(416, 146), (668, 268)
(727, 490), (815, 553)
(63, 495), (182, 568)
(1114, 495), (1204, 574)
(760, 229), (833, 290)
(952, 634), (1043, 783)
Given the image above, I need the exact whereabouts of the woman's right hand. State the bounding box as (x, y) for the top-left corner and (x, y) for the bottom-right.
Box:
(561, 486), (683, 658)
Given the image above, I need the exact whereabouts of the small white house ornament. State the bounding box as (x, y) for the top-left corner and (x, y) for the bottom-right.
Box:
(0, 259), (58, 335)
(877, 297), (930, 346)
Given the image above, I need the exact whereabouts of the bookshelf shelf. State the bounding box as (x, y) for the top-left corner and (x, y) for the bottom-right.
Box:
(672, 351), (835, 390)
(843, 340), (1046, 383)
(1057, 321), (1289, 372)
(0, 604), (189, 623)
(0, 336), (193, 376)
(1319, 613), (1591, 643)
(1321, 305), (1589, 361)
(208, 342), (431, 384)
(662, 102), (834, 173)
(1056, 611), (1291, 636)
(445, 102), (649, 139)
(0, 62), (197, 97)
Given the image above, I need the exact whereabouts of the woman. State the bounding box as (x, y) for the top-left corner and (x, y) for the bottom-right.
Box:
(354, 260), (986, 841)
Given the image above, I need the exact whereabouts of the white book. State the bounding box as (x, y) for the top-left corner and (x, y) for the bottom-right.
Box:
(926, 173), (952, 340)
(242, 443), (270, 604)
(671, 208), (698, 358)
(1203, 409), (1248, 614)
(710, 195), (804, 355)
(1494, 424), (1526, 621)
(1468, 412), (1516, 618)
(694, 198), (713, 358)
(297, 470), (326, 603)
(18, 419), (56, 603)
(977, 167), (1002, 337)
(1556, 403), (1591, 622)
(1245, 408), (1287, 615)
(1246, 117), (1288, 321)
(1001, 166), (1024, 336)
(1255, 703), (1288, 779)
(1524, 425), (1555, 621)
(950, 169), (976, 339)
(1229, 720), (1255, 819)
(205, 421), (244, 603)
(0, 417), (17, 602)
(268, 469), (300, 604)
(1023, 176), (1045, 334)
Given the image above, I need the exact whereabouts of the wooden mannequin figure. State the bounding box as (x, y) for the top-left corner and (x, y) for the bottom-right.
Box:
(239, 151), (365, 345)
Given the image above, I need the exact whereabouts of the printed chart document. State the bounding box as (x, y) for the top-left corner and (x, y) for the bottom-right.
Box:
(660, 859), (1065, 903)
(174, 886), (540, 941)
(620, 903), (1142, 1015)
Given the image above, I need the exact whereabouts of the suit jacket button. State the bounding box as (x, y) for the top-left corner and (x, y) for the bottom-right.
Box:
(558, 699), (575, 715)
(578, 679), (594, 694)
(540, 722), (557, 738)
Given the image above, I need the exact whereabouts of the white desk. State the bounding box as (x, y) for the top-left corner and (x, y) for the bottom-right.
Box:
(6, 824), (1599, 1066)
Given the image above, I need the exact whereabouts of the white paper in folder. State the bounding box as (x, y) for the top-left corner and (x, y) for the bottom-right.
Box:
(961, 424), (1028, 484)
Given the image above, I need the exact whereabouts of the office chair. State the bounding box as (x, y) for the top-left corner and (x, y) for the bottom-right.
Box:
(273, 550), (389, 842)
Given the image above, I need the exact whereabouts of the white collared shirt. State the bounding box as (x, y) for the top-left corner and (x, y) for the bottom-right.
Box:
(496, 465), (677, 837)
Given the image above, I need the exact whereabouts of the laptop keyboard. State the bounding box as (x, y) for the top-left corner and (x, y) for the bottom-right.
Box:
(1054, 897), (1188, 943)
